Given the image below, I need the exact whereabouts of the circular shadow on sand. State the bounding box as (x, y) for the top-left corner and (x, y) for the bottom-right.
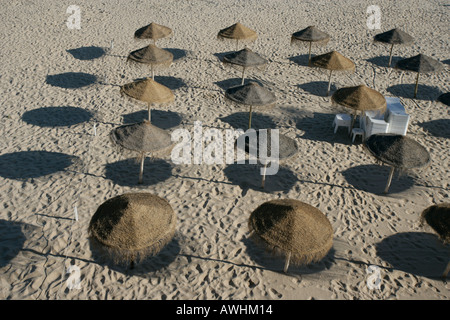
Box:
(386, 84), (443, 101)
(163, 48), (188, 61)
(223, 163), (297, 193)
(288, 54), (311, 67)
(104, 158), (173, 187)
(214, 78), (264, 91)
(66, 46), (106, 60)
(220, 112), (277, 130)
(366, 55), (403, 68)
(375, 232), (449, 279)
(298, 81), (337, 97)
(88, 235), (181, 276)
(342, 164), (416, 194)
(0, 219), (27, 268)
(153, 75), (186, 90)
(417, 119), (450, 139)
(46, 72), (98, 89)
(0, 151), (78, 180)
(121, 109), (183, 129)
(22, 106), (93, 127)
(242, 236), (336, 275)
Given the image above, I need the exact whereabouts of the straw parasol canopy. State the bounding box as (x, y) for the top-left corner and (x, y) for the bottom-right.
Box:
(420, 203), (450, 280)
(235, 129), (298, 188)
(225, 82), (276, 129)
(437, 92), (450, 106)
(331, 84), (387, 131)
(217, 22), (257, 50)
(373, 28), (414, 67)
(134, 22), (172, 44)
(395, 54), (444, 98)
(290, 26), (331, 65)
(364, 133), (431, 193)
(88, 192), (176, 268)
(110, 120), (173, 184)
(120, 78), (174, 121)
(222, 48), (268, 85)
(127, 44), (173, 80)
(310, 51), (355, 96)
(248, 199), (333, 273)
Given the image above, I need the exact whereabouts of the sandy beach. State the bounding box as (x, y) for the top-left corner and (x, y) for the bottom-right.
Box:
(0, 0), (449, 300)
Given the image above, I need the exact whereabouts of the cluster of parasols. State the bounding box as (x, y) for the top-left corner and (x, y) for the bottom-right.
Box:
(88, 23), (449, 277)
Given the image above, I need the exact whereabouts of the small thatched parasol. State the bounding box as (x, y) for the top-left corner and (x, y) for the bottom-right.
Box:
(364, 133), (430, 193)
(120, 78), (174, 121)
(236, 129), (298, 188)
(331, 84), (387, 131)
(217, 22), (257, 50)
(420, 203), (450, 280)
(248, 199), (333, 273)
(222, 48), (268, 85)
(225, 82), (276, 129)
(134, 22), (172, 44)
(310, 51), (355, 96)
(127, 44), (173, 80)
(88, 192), (176, 268)
(373, 28), (414, 67)
(395, 54), (444, 98)
(110, 120), (173, 184)
(437, 92), (450, 107)
(290, 26), (331, 65)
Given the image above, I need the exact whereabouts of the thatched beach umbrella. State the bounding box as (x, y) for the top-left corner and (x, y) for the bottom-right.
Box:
(331, 84), (387, 131)
(236, 129), (298, 188)
(311, 51), (355, 96)
(222, 48), (268, 85)
(373, 28), (414, 67)
(110, 120), (173, 184)
(134, 22), (172, 44)
(88, 192), (176, 269)
(120, 78), (174, 121)
(364, 133), (430, 193)
(420, 203), (450, 280)
(437, 92), (450, 106)
(127, 44), (173, 80)
(290, 26), (331, 65)
(225, 82), (276, 130)
(248, 199), (333, 273)
(395, 54), (444, 98)
(217, 22), (257, 50)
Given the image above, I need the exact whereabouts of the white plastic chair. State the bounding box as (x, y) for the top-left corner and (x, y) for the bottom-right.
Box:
(333, 114), (351, 134)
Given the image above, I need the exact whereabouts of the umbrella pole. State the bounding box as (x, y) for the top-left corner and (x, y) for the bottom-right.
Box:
(327, 70), (333, 96)
(308, 42), (312, 66)
(248, 105), (253, 129)
(414, 72), (420, 98)
(241, 67), (246, 85)
(148, 103), (152, 122)
(383, 166), (395, 194)
(388, 43), (394, 67)
(261, 162), (267, 189)
(151, 65), (154, 80)
(138, 152), (145, 184)
(442, 261), (450, 280)
(284, 252), (291, 273)
(236, 39), (239, 51)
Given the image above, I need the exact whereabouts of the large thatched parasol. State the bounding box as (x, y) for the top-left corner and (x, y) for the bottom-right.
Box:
(217, 22), (257, 50)
(134, 22), (172, 44)
(225, 82), (276, 129)
(88, 192), (176, 269)
(120, 78), (174, 121)
(364, 133), (430, 193)
(290, 26), (331, 65)
(248, 199), (333, 273)
(395, 54), (444, 98)
(110, 120), (173, 184)
(235, 129), (298, 188)
(331, 84), (387, 131)
(373, 28), (414, 67)
(311, 51), (355, 96)
(222, 48), (268, 85)
(437, 92), (450, 107)
(420, 203), (450, 280)
(127, 44), (173, 80)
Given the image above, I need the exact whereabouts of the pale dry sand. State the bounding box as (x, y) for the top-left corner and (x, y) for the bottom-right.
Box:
(0, 0), (449, 300)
